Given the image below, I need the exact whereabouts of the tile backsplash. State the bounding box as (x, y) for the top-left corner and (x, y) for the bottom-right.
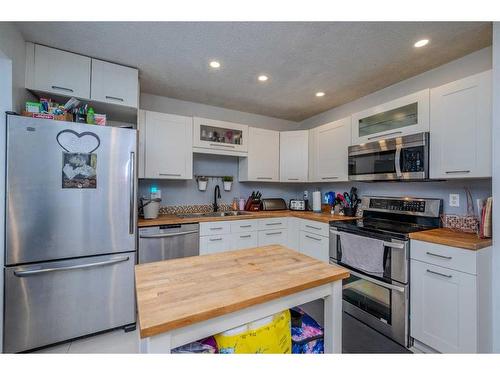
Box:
(139, 154), (492, 216)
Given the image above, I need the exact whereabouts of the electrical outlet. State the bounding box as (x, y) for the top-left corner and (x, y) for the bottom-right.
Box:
(449, 194), (460, 207)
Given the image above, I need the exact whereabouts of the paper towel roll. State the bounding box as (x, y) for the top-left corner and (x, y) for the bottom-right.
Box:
(312, 190), (321, 212)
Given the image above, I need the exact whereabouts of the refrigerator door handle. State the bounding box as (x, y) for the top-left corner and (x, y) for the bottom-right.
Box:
(129, 151), (135, 235)
(13, 256), (130, 277)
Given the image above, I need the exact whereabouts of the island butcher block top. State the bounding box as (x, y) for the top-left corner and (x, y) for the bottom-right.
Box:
(135, 245), (350, 338)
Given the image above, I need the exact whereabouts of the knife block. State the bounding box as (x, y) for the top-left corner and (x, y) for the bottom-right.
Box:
(244, 197), (261, 211)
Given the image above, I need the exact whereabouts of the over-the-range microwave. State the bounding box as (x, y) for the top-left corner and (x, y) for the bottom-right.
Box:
(348, 132), (429, 181)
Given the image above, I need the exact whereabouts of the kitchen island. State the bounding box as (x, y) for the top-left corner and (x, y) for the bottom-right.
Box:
(135, 245), (349, 353)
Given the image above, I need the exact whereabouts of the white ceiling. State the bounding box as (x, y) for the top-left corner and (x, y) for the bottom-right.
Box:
(15, 22), (491, 122)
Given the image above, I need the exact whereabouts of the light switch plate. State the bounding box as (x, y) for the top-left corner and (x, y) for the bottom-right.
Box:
(449, 194), (460, 207)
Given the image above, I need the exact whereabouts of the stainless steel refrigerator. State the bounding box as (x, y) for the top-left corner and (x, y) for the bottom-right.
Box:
(3, 115), (137, 353)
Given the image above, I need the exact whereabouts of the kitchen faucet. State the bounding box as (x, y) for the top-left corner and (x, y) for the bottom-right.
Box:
(213, 184), (221, 212)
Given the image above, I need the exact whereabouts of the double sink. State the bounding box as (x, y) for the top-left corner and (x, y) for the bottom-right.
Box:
(176, 211), (251, 219)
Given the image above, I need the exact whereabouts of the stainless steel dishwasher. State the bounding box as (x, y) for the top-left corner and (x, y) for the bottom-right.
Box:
(138, 223), (199, 264)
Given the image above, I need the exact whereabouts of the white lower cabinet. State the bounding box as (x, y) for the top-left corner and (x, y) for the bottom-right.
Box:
(199, 234), (232, 255)
(231, 232), (258, 250)
(299, 231), (329, 263)
(287, 217), (301, 251)
(410, 240), (492, 353)
(258, 229), (288, 247)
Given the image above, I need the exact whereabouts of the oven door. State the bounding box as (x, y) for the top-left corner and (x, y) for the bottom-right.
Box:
(348, 132), (429, 181)
(332, 260), (409, 347)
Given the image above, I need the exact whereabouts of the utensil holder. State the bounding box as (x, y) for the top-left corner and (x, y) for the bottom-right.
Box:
(342, 207), (356, 217)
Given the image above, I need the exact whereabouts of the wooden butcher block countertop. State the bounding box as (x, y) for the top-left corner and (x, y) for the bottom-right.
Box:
(135, 245), (350, 338)
(138, 210), (358, 227)
(409, 228), (492, 251)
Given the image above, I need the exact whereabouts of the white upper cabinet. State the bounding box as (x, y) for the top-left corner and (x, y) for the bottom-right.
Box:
(239, 127), (280, 182)
(138, 110), (193, 180)
(309, 117), (351, 182)
(27, 43), (91, 99)
(90, 59), (138, 108)
(430, 70), (492, 179)
(280, 130), (309, 182)
(193, 117), (248, 156)
(351, 89), (429, 145)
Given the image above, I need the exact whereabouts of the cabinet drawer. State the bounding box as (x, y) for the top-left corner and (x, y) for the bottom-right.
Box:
(230, 219), (258, 233)
(411, 240), (476, 275)
(300, 220), (329, 237)
(299, 231), (329, 262)
(199, 234), (231, 255)
(258, 218), (287, 231)
(231, 232), (258, 250)
(258, 229), (288, 247)
(200, 221), (231, 236)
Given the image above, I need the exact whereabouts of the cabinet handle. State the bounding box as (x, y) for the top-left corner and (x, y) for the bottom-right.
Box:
(239, 225), (252, 228)
(305, 224), (322, 231)
(445, 170), (471, 174)
(426, 269), (452, 278)
(209, 143), (236, 148)
(106, 95), (124, 102)
(209, 237), (223, 241)
(305, 235), (322, 241)
(266, 222), (282, 226)
(257, 177), (273, 180)
(321, 176), (339, 180)
(239, 234), (252, 239)
(51, 85), (74, 93)
(367, 131), (402, 140)
(288, 178), (299, 181)
(265, 231), (282, 236)
(159, 173), (182, 177)
(426, 252), (452, 260)
(210, 227), (223, 230)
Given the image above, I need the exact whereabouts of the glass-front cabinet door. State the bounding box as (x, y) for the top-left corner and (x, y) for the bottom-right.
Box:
(193, 117), (249, 155)
(351, 89), (430, 145)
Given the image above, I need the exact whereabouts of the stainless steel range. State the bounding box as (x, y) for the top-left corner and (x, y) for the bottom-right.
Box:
(330, 196), (442, 347)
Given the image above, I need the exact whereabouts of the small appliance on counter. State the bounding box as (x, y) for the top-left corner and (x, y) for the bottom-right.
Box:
(289, 199), (307, 211)
(244, 191), (262, 211)
(260, 198), (287, 211)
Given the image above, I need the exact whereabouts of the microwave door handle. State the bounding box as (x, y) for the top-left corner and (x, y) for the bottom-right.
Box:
(349, 269), (406, 293)
(395, 145), (402, 177)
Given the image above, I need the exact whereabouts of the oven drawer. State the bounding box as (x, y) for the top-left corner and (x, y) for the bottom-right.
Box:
(411, 240), (476, 275)
(300, 220), (329, 237)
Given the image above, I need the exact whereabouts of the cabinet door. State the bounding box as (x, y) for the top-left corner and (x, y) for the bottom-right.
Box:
(280, 131), (309, 182)
(199, 234), (232, 255)
(140, 110), (193, 179)
(231, 232), (258, 250)
(351, 89), (429, 145)
(430, 70), (492, 179)
(193, 117), (248, 155)
(238, 127), (279, 181)
(258, 229), (288, 247)
(299, 231), (329, 262)
(32, 44), (91, 99)
(313, 117), (351, 182)
(410, 259), (477, 353)
(91, 59), (138, 108)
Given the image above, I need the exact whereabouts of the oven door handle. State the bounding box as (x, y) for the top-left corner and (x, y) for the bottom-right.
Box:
(348, 269), (406, 293)
(329, 229), (405, 249)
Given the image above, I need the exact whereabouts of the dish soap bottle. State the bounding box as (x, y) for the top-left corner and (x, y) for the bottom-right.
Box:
(86, 107), (95, 125)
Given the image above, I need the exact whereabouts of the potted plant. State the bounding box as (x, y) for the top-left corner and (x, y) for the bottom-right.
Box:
(222, 176), (233, 191)
(197, 176), (209, 191)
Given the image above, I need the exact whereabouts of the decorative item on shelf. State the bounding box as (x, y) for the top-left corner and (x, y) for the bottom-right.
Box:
(441, 188), (480, 234)
(197, 176), (209, 191)
(223, 176), (233, 191)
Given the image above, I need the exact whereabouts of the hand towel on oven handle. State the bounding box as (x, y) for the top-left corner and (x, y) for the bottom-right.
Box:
(338, 232), (385, 275)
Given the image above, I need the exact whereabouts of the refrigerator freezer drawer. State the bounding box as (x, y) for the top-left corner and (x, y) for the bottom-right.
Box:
(3, 252), (136, 353)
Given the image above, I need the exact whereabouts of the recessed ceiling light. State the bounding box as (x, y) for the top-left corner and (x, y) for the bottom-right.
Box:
(414, 39), (429, 48)
(315, 92), (325, 97)
(209, 60), (221, 69)
(258, 75), (269, 82)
